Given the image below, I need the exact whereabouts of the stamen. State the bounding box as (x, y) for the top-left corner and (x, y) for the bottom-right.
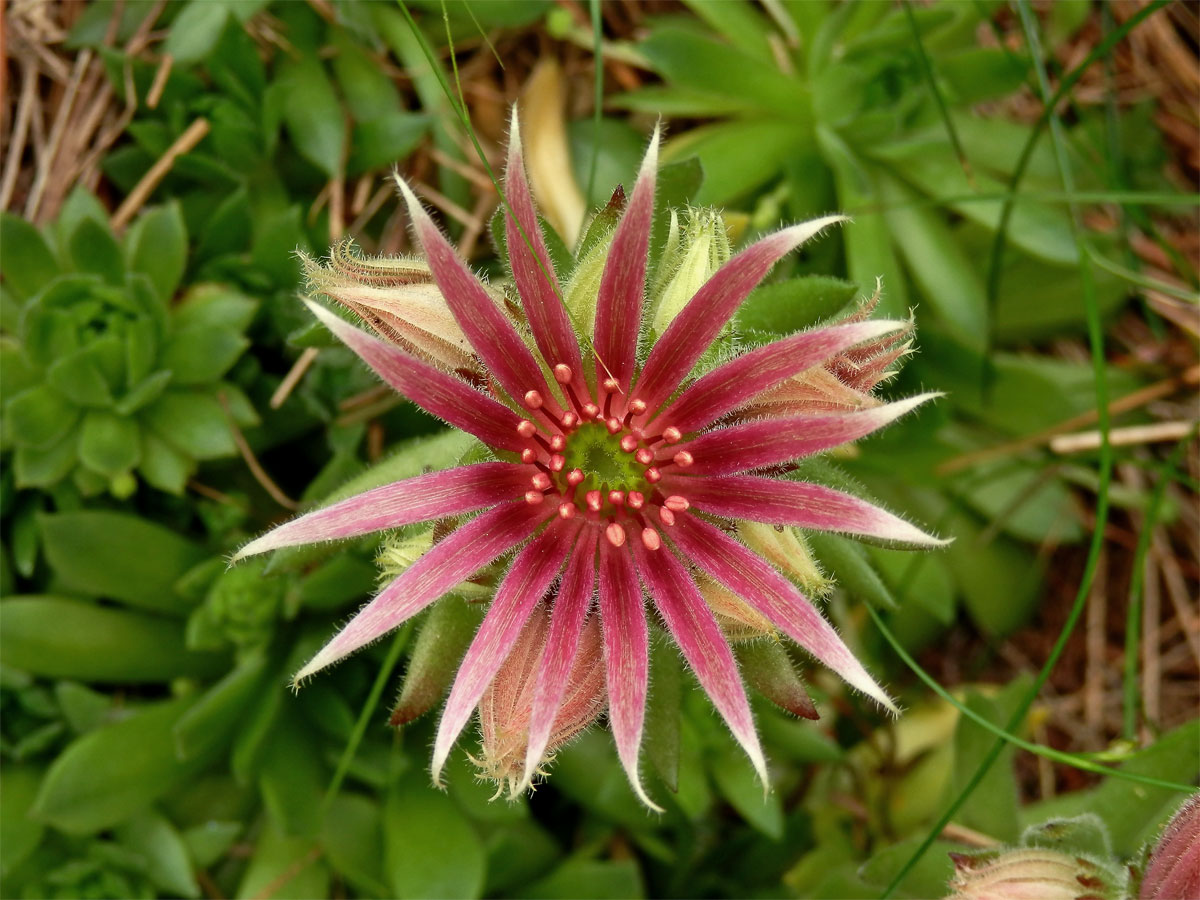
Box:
(524, 390), (544, 410)
(662, 426), (682, 444)
(525, 491), (544, 505)
(553, 364), (573, 384)
(619, 435), (638, 453)
(628, 399), (647, 416)
(658, 506), (676, 526)
(664, 495), (689, 512)
(605, 522), (626, 548)
(645, 467), (662, 483)
(550, 434), (566, 452)
(531, 473), (551, 491)
(602, 377), (620, 394)
(635, 448), (654, 465)
(520, 448), (537, 464)
(517, 420), (537, 438)
(608, 490), (626, 507)
(549, 454), (566, 472)
(641, 527), (661, 551)
(627, 491), (645, 510)
(561, 411), (578, 430)
(605, 417), (622, 435)
(558, 502), (576, 520)
(582, 402), (601, 420)
(567, 469), (585, 487)
(673, 451), (694, 468)
(585, 490), (603, 513)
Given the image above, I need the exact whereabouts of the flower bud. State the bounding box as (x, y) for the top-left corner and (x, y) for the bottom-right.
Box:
(697, 577), (776, 640)
(476, 604), (606, 798)
(738, 521), (830, 597)
(1140, 793), (1200, 899)
(948, 848), (1123, 900)
(651, 208), (732, 335)
(302, 242), (477, 374)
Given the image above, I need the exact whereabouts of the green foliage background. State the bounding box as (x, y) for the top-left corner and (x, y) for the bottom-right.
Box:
(1, 2), (1196, 898)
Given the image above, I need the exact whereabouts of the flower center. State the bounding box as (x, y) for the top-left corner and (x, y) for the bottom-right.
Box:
(511, 364), (694, 551)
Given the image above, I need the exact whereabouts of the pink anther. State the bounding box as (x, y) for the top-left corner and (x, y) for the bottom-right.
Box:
(585, 490), (602, 512)
(524, 390), (544, 410)
(525, 491), (544, 505)
(608, 490), (626, 507)
(627, 491), (645, 510)
(605, 522), (626, 547)
(658, 506), (676, 526)
(582, 402), (601, 419)
(531, 472), (551, 491)
(662, 426), (682, 444)
(558, 502), (576, 520)
(561, 411), (578, 429)
(645, 467), (662, 483)
(605, 417), (622, 434)
(602, 377), (620, 394)
(628, 399), (647, 415)
(619, 435), (638, 453)
(663, 495), (690, 512)
(549, 454), (566, 472)
(550, 434), (566, 452)
(567, 469), (585, 487)
(635, 448), (654, 465)
(553, 364), (573, 384)
(641, 527), (661, 551)
(673, 451), (694, 468)
(517, 420), (537, 438)
(521, 448), (537, 464)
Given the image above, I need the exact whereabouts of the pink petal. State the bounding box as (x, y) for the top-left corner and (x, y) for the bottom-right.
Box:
(668, 513), (896, 712)
(598, 538), (659, 810)
(592, 127), (660, 393)
(522, 526), (599, 788)
(633, 542), (768, 785)
(395, 177), (561, 413)
(234, 463), (533, 560)
(505, 112), (586, 394)
(674, 392), (939, 475)
(635, 216), (846, 414)
(652, 320), (908, 434)
(668, 475), (948, 548)
(431, 519), (579, 781)
(293, 502), (552, 683)
(305, 301), (528, 452)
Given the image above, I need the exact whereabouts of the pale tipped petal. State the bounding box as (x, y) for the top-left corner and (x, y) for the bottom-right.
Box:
(654, 320), (909, 434)
(634, 543), (768, 786)
(234, 463), (533, 561)
(597, 539), (661, 811)
(672, 476), (950, 548)
(522, 527), (599, 788)
(293, 502), (550, 684)
(305, 300), (527, 452)
(635, 216), (847, 415)
(593, 126), (660, 393)
(676, 392), (941, 475)
(395, 174), (561, 412)
(431, 520), (577, 782)
(669, 513), (897, 713)
(505, 110), (586, 393)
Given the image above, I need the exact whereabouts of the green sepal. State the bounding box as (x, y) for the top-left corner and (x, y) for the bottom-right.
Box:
(389, 598), (484, 726)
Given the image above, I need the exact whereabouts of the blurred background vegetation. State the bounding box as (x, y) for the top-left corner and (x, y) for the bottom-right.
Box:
(1, 1), (1196, 898)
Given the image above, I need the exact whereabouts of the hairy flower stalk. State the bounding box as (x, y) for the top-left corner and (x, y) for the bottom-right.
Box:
(237, 113), (946, 805)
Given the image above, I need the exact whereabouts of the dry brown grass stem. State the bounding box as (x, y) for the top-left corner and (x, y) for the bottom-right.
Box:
(217, 391), (298, 511)
(269, 347), (320, 410)
(110, 117), (210, 231)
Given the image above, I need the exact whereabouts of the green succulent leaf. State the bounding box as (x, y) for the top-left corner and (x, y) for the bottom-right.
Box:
(78, 410), (141, 477)
(68, 217), (125, 286)
(125, 202), (188, 303)
(46, 348), (115, 407)
(0, 214), (58, 300)
(142, 389), (237, 460)
(5, 384), (78, 448)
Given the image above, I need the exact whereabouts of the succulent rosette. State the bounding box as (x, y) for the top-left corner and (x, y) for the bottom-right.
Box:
(236, 115), (945, 806)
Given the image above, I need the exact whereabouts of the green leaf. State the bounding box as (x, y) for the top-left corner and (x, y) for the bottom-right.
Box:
(78, 410), (141, 477)
(68, 217), (124, 285)
(808, 532), (898, 610)
(0, 214), (58, 300)
(13, 435), (77, 488)
(115, 369), (172, 416)
(236, 817), (330, 900)
(384, 769), (486, 899)
(668, 118), (808, 206)
(172, 284), (258, 332)
(163, 1), (231, 64)
(525, 858), (644, 900)
(38, 510), (206, 613)
(348, 112), (432, 174)
(32, 697), (209, 833)
(279, 56), (345, 177)
(321, 794), (389, 897)
(160, 327), (249, 385)
(5, 384), (78, 448)
(331, 30), (401, 121)
(952, 683), (1024, 843)
(142, 389), (237, 459)
(173, 651), (269, 761)
(138, 431), (193, 494)
(114, 811), (201, 898)
(0, 765), (45, 879)
(46, 347), (115, 407)
(709, 737), (783, 839)
(125, 202), (187, 302)
(195, 188), (252, 263)
(258, 707), (325, 837)
(0, 596), (225, 682)
(738, 275), (859, 335)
